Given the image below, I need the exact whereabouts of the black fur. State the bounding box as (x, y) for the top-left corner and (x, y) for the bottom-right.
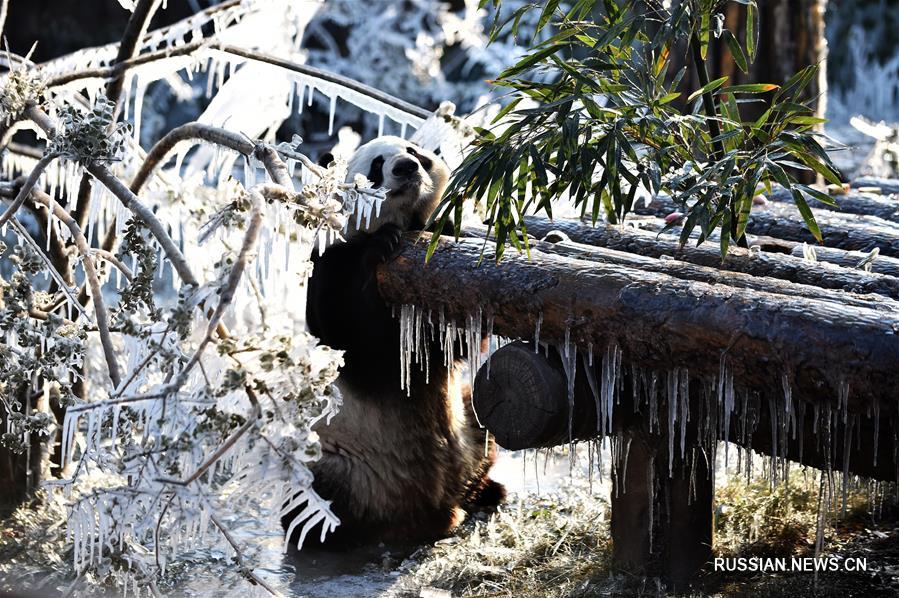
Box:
(366, 155), (385, 188)
(305, 224), (404, 391)
(284, 142), (504, 550)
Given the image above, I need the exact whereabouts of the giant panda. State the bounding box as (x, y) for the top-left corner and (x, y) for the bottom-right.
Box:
(283, 136), (505, 547)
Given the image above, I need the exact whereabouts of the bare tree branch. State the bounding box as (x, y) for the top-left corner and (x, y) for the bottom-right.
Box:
(30, 190), (122, 388)
(0, 152), (59, 228)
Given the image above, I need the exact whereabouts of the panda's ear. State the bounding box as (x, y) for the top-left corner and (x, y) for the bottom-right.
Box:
(318, 152), (334, 167)
(367, 155), (385, 187)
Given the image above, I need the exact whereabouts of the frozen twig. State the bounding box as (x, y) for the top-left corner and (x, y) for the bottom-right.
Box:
(89, 248), (134, 281)
(88, 163), (200, 287)
(0, 152), (58, 227)
(214, 44), (431, 119)
(6, 217), (89, 320)
(0, 0), (8, 42)
(130, 122), (255, 193)
(156, 402), (260, 487)
(105, 0), (164, 108)
(210, 512), (285, 597)
(179, 194), (263, 378)
(31, 189), (122, 388)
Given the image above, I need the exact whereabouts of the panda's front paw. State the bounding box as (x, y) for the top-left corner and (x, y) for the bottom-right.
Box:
(366, 224), (404, 263)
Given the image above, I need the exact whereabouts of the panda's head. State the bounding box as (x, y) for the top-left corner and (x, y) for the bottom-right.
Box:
(344, 136), (449, 237)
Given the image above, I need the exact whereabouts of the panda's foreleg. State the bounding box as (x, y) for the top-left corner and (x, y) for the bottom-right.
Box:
(306, 224), (404, 379)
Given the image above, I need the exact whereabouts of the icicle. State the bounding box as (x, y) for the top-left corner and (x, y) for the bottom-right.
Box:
(678, 369), (689, 462)
(533, 311), (542, 352)
(132, 83), (146, 146)
(838, 379), (849, 423)
(782, 372), (794, 437)
(600, 343), (621, 436)
(719, 355), (734, 453)
(561, 326), (577, 446)
(399, 305), (416, 395)
(873, 400), (880, 467)
(328, 95), (337, 136)
(667, 370), (678, 476)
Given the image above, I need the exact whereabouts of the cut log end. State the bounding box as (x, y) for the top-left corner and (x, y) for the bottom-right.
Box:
(473, 341), (567, 450)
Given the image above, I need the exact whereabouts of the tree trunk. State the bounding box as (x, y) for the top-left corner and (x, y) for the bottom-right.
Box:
(518, 217), (899, 300)
(673, 0), (827, 123)
(378, 234), (899, 408)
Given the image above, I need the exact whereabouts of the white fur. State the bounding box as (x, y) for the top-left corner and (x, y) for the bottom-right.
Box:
(344, 136), (449, 237)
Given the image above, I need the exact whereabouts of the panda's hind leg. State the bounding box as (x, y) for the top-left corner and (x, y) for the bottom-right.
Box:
(461, 385), (506, 511)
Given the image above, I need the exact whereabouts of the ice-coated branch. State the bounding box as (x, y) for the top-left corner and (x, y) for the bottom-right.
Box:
(89, 249), (134, 281)
(0, 0), (8, 40)
(30, 189), (122, 388)
(69, 0), (161, 230)
(87, 163), (199, 286)
(105, 0), (164, 108)
(254, 144), (295, 190)
(155, 403), (260, 488)
(5, 217), (89, 320)
(43, 41), (207, 89)
(130, 122), (255, 193)
(214, 44), (431, 120)
(210, 512), (284, 597)
(180, 195), (264, 377)
(0, 152), (58, 227)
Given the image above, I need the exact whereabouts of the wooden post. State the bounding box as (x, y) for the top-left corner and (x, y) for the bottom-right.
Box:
(474, 343), (715, 587)
(610, 424), (713, 590)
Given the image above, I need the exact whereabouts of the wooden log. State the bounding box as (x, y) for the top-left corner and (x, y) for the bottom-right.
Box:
(520, 216), (899, 300)
(787, 245), (899, 278)
(509, 232), (899, 314)
(379, 234), (899, 409)
(633, 194), (899, 257)
(622, 217), (899, 280)
(852, 177), (899, 196)
(472, 341), (597, 450)
(611, 424), (713, 590)
(768, 186), (899, 224)
(473, 341), (896, 481)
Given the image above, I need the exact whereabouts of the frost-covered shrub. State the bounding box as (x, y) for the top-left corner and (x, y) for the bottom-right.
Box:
(0, 0), (443, 593)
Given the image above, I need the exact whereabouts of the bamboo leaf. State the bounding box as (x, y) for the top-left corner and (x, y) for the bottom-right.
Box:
(687, 76), (729, 103)
(790, 187), (823, 242)
(746, 1), (759, 62)
(723, 30), (748, 73)
(721, 83), (778, 94)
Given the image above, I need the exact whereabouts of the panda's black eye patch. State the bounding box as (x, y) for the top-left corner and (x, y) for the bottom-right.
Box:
(367, 155), (385, 187)
(407, 146), (432, 172)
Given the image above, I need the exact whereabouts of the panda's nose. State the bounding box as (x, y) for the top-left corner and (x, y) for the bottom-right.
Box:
(392, 158), (419, 177)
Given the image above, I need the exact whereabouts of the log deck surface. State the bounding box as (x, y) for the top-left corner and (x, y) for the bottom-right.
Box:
(378, 233), (899, 409)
